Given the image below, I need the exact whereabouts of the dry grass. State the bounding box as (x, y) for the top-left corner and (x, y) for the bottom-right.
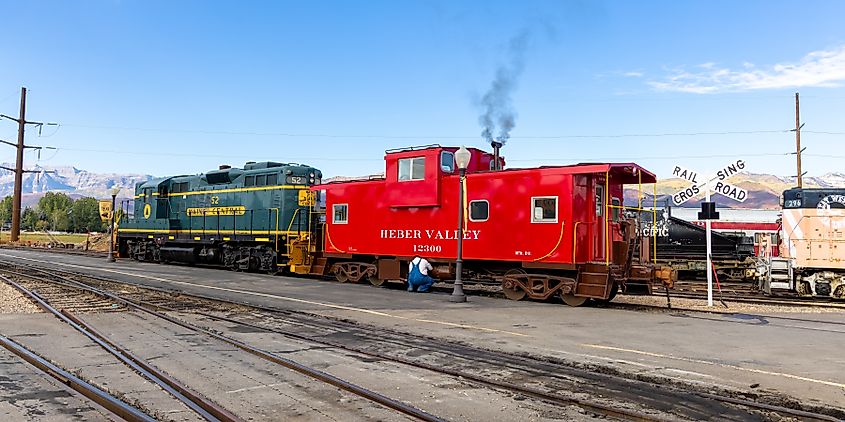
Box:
(0, 232), (91, 245)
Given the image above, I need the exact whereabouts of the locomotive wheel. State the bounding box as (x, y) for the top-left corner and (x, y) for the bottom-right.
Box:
(502, 269), (527, 301)
(561, 293), (589, 307)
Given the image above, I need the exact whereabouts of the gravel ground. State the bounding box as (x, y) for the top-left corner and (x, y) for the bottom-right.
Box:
(0, 282), (41, 314)
(614, 293), (845, 314)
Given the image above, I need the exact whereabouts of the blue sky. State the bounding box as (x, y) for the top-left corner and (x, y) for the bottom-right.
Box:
(1, 0), (844, 179)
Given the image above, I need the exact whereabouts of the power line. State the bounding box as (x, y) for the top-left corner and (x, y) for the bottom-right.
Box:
(48, 145), (792, 163)
(57, 122), (793, 140)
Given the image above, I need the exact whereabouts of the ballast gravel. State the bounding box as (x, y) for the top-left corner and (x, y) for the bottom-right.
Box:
(0, 281), (40, 314)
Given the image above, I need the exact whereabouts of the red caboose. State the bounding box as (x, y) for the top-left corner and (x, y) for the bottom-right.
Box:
(313, 145), (673, 306)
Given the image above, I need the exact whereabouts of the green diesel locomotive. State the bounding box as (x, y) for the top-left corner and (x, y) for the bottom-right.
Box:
(117, 161), (323, 272)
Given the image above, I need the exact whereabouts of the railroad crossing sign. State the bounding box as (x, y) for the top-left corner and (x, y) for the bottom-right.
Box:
(668, 159), (749, 307)
(671, 159), (748, 206)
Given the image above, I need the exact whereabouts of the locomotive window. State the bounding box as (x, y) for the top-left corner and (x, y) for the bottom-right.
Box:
(469, 200), (489, 222)
(398, 157), (425, 181)
(256, 174), (267, 186)
(266, 173), (278, 186)
(440, 151), (455, 173)
(531, 196), (558, 223)
(244, 176), (255, 187)
(333, 204), (348, 224)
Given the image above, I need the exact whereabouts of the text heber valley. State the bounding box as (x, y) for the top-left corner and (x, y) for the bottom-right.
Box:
(380, 229), (481, 240)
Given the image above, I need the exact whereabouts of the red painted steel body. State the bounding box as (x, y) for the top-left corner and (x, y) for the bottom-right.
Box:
(316, 146), (655, 266)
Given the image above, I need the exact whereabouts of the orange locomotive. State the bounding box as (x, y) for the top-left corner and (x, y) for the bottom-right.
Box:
(309, 145), (675, 306)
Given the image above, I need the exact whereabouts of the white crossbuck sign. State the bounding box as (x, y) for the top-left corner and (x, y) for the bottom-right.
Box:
(672, 160), (748, 206)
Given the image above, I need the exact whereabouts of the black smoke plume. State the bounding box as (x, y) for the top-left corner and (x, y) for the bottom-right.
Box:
(479, 31), (529, 146)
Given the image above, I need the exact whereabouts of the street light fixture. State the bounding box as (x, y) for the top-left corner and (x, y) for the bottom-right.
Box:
(450, 146), (471, 303)
(108, 187), (121, 262)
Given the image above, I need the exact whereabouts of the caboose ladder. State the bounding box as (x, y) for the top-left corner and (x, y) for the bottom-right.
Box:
(576, 262), (611, 298)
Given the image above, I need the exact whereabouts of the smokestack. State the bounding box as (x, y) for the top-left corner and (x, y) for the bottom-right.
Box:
(219, 164), (231, 170)
(491, 141), (502, 170)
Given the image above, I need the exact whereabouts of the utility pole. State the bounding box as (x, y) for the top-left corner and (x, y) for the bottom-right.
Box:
(795, 92), (803, 188)
(11, 87), (27, 242)
(0, 87), (56, 243)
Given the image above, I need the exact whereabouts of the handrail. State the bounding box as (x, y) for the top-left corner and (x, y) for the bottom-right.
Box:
(533, 221), (565, 262)
(571, 221), (596, 262)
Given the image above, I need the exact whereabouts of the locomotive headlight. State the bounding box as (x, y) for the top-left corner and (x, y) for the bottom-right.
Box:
(285, 170), (292, 175)
(309, 172), (315, 178)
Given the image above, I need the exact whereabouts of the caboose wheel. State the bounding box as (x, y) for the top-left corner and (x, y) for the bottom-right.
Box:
(335, 272), (349, 283)
(367, 275), (386, 287)
(561, 293), (588, 307)
(502, 269), (527, 301)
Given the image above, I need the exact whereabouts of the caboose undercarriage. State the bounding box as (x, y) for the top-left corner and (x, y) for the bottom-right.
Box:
(320, 254), (675, 306)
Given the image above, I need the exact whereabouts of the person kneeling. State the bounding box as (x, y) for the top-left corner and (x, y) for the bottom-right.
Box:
(407, 255), (434, 293)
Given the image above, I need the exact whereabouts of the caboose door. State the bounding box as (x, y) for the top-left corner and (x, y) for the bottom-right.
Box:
(594, 184), (605, 261)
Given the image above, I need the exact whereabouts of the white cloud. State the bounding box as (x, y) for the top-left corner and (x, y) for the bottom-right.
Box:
(622, 71), (644, 78)
(648, 45), (845, 93)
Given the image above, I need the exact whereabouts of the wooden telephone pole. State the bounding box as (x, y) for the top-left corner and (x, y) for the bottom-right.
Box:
(11, 87), (27, 242)
(794, 92), (804, 188)
(1, 87), (54, 242)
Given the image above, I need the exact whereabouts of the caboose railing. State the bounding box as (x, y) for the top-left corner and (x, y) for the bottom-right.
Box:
(603, 169), (658, 265)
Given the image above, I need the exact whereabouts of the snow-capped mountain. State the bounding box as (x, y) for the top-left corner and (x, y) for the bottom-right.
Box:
(0, 163), (153, 199)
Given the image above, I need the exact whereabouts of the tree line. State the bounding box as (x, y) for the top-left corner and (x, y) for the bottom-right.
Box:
(0, 192), (106, 233)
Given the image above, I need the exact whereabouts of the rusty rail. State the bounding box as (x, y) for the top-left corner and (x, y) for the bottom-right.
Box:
(0, 333), (156, 422)
(3, 269), (447, 422)
(0, 275), (240, 422)
(10, 262), (844, 422)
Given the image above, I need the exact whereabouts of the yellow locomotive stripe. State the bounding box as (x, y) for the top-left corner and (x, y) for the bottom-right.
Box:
(132, 184), (307, 199)
(168, 184), (307, 197)
(254, 237), (270, 242)
(117, 228), (302, 235)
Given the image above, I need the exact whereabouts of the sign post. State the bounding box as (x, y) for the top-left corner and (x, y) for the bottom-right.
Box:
(670, 159), (747, 306)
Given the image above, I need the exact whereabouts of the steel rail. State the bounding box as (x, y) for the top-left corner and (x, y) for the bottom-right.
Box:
(0, 275), (239, 422)
(61, 310), (243, 422)
(1, 265), (778, 422)
(0, 333), (156, 422)
(659, 290), (845, 309)
(175, 303), (845, 422)
(6, 263), (845, 421)
(4, 269), (447, 422)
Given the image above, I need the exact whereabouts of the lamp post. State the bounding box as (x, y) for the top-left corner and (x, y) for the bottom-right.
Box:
(108, 187), (120, 262)
(450, 146), (471, 303)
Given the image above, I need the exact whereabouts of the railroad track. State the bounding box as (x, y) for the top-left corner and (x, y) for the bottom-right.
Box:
(2, 261), (842, 422)
(660, 281), (845, 310)
(9, 245), (845, 311)
(0, 268), (447, 422)
(0, 333), (157, 422)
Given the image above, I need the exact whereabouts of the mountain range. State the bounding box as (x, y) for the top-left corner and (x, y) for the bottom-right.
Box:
(626, 172), (845, 209)
(0, 163), (152, 208)
(2, 164), (843, 210)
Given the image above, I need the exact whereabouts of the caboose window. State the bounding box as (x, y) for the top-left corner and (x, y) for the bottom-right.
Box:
(440, 151), (455, 173)
(469, 200), (489, 222)
(244, 176), (255, 187)
(333, 204), (348, 224)
(398, 157), (425, 181)
(531, 197), (558, 223)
